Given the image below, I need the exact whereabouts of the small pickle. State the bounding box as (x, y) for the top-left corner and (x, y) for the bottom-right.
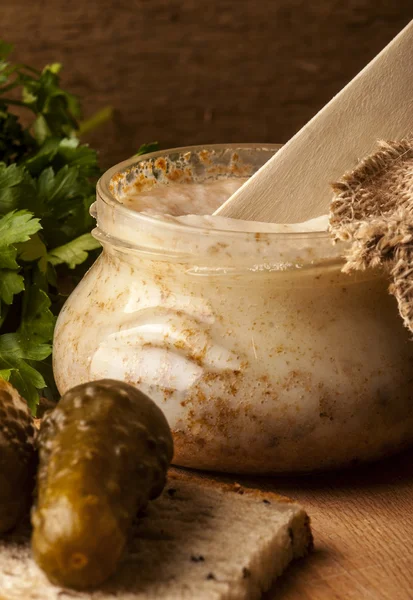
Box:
(0, 379), (36, 533)
(31, 379), (173, 589)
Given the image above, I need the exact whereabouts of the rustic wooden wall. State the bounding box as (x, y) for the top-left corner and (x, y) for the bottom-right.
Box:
(2, 1), (412, 168)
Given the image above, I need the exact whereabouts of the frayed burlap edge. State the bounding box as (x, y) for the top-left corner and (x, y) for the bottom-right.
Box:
(329, 138), (413, 333)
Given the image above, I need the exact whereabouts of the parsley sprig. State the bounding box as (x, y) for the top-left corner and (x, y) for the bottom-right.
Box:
(0, 41), (102, 411)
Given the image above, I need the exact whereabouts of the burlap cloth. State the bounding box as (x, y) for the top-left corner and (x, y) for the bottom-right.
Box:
(329, 138), (413, 333)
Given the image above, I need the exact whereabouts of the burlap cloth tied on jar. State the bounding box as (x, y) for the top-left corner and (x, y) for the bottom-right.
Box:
(329, 138), (413, 334)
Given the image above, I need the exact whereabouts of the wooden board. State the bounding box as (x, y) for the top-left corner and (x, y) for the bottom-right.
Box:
(259, 447), (413, 599)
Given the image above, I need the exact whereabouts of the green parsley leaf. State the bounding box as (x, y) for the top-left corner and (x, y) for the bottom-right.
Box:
(20, 284), (55, 344)
(0, 347), (47, 412)
(0, 209), (41, 246)
(17, 232), (47, 263)
(0, 163), (28, 212)
(0, 285), (55, 411)
(0, 163), (36, 213)
(0, 40), (155, 411)
(0, 41), (104, 410)
(47, 233), (101, 269)
(0, 368), (12, 381)
(0, 162), (26, 187)
(21, 137), (60, 176)
(135, 142), (159, 156)
(0, 271), (24, 306)
(0, 211), (42, 319)
(55, 138), (99, 177)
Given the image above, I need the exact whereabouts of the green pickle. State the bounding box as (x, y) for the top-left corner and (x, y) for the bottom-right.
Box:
(0, 379), (36, 533)
(32, 379), (174, 589)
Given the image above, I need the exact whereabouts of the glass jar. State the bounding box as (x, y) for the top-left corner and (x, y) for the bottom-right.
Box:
(53, 144), (413, 473)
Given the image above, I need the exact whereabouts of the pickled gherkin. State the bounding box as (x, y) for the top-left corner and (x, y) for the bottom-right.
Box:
(0, 379), (36, 533)
(31, 379), (174, 589)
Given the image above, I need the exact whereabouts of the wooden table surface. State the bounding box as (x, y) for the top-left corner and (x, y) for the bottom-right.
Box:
(256, 448), (413, 600)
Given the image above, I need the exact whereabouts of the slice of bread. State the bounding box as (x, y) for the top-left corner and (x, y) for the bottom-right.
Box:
(0, 469), (312, 599)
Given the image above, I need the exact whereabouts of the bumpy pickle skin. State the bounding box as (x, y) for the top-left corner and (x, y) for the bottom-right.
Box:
(31, 379), (174, 589)
(0, 379), (36, 534)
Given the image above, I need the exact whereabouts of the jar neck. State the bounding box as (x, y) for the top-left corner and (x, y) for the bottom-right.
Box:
(93, 194), (349, 276)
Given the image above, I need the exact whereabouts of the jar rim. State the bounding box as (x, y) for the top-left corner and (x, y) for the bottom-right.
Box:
(96, 143), (332, 241)
(94, 144), (346, 270)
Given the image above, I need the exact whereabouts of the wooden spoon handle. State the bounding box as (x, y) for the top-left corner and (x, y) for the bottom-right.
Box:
(214, 20), (413, 224)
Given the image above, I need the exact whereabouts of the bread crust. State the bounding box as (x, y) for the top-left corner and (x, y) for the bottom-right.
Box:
(168, 467), (314, 556)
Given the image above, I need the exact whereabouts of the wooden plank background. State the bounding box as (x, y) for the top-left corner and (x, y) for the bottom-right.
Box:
(2, 1), (412, 168)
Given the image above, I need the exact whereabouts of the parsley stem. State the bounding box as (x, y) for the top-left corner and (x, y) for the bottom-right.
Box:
(78, 106), (113, 137)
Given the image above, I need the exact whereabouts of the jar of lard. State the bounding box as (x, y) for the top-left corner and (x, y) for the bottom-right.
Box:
(53, 144), (413, 473)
